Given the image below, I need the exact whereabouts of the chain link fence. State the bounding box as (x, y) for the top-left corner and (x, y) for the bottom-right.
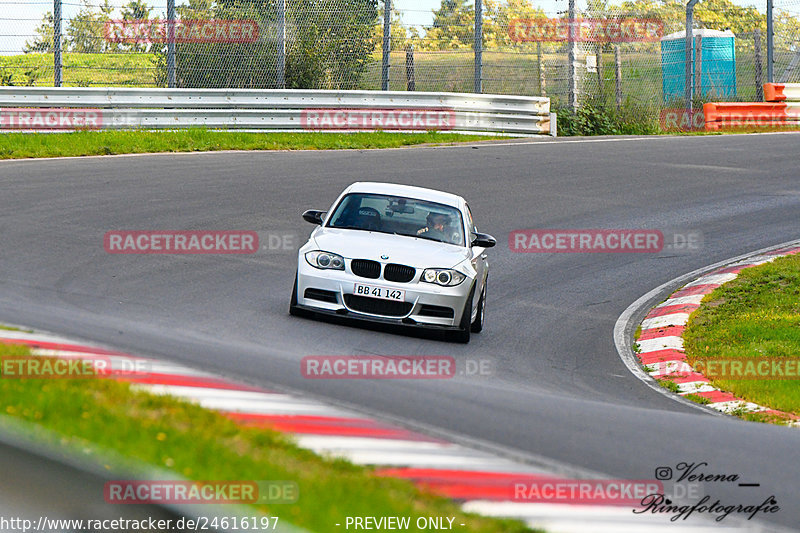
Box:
(1, 0), (799, 113)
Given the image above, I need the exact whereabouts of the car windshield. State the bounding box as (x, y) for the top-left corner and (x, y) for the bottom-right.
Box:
(327, 193), (465, 246)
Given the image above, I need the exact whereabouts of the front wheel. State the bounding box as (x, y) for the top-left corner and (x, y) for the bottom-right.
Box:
(289, 273), (308, 317)
(450, 284), (474, 343)
(471, 277), (486, 333)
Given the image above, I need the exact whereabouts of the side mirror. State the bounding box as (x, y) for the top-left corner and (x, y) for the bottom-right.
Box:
(471, 232), (496, 248)
(302, 210), (325, 225)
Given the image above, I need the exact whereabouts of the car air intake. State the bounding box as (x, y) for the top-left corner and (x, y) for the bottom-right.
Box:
(383, 263), (416, 283)
(344, 295), (413, 317)
(304, 288), (338, 304)
(418, 304), (454, 318)
(351, 259), (381, 279)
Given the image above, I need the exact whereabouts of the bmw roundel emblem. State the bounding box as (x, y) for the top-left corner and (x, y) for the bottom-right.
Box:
(381, 254), (389, 260)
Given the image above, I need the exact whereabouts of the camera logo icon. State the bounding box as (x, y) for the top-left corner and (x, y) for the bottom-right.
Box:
(655, 467), (673, 480)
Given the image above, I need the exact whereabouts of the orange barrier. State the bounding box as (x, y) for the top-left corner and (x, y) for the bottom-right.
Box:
(763, 82), (800, 102)
(703, 102), (800, 131)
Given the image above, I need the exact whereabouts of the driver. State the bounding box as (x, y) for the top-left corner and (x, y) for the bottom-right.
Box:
(417, 211), (452, 242)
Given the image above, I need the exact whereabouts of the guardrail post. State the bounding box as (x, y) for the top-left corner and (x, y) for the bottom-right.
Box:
(474, 0), (483, 94)
(167, 0), (176, 88)
(685, 0), (700, 111)
(277, 0), (286, 89)
(766, 0), (774, 83)
(754, 29), (763, 100)
(382, 0), (391, 90)
(54, 0), (62, 87)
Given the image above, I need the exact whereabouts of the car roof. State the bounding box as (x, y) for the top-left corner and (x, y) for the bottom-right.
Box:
(345, 182), (464, 208)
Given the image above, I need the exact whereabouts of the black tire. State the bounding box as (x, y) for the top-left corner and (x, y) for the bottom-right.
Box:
(289, 273), (307, 317)
(471, 276), (486, 333)
(450, 284), (475, 343)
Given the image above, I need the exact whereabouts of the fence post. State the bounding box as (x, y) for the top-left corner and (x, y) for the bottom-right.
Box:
(615, 44), (622, 110)
(54, 0), (62, 87)
(596, 45), (603, 98)
(568, 0), (577, 108)
(685, 0), (699, 110)
(277, 0), (285, 89)
(167, 0), (176, 88)
(693, 35), (702, 100)
(382, 0), (391, 90)
(766, 0), (773, 83)
(754, 29), (763, 100)
(537, 41), (545, 96)
(406, 45), (415, 91)
(474, 0), (483, 93)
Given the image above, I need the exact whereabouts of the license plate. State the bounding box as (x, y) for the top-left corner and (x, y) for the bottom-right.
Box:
(353, 283), (405, 301)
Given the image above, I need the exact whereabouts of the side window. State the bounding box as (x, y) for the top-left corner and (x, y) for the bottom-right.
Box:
(465, 204), (476, 234)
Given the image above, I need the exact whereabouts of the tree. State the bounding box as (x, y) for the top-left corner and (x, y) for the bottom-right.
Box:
(483, 0), (547, 49)
(372, 7), (410, 52)
(424, 0), (474, 50)
(155, 0), (378, 89)
(67, 0), (116, 53)
(24, 12), (65, 53)
(121, 0), (154, 52)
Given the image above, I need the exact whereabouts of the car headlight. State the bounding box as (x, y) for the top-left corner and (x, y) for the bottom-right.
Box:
(421, 268), (466, 287)
(305, 251), (345, 270)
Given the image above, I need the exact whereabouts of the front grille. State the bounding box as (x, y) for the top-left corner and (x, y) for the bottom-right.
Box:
(304, 288), (338, 304)
(384, 263), (416, 283)
(344, 295), (413, 317)
(351, 259), (381, 279)
(418, 304), (455, 318)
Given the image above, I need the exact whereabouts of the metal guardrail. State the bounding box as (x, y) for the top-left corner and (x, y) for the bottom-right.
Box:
(0, 88), (555, 136)
(764, 82), (800, 102)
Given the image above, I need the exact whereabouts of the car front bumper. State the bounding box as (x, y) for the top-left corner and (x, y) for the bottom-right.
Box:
(296, 261), (473, 329)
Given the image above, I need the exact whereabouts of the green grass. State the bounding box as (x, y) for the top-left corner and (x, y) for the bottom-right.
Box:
(683, 253), (800, 423)
(0, 342), (536, 533)
(0, 324), (31, 332)
(657, 378), (681, 394)
(0, 53), (157, 87)
(0, 130), (496, 160)
(684, 393), (711, 405)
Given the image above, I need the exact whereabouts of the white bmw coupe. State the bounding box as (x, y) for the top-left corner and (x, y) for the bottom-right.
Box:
(290, 182), (496, 343)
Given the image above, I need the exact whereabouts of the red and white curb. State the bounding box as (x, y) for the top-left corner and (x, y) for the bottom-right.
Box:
(0, 328), (762, 532)
(635, 245), (800, 425)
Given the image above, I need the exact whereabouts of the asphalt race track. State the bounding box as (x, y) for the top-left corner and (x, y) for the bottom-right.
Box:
(1, 133), (799, 531)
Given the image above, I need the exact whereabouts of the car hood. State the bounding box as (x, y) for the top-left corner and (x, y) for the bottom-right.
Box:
(312, 228), (470, 269)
